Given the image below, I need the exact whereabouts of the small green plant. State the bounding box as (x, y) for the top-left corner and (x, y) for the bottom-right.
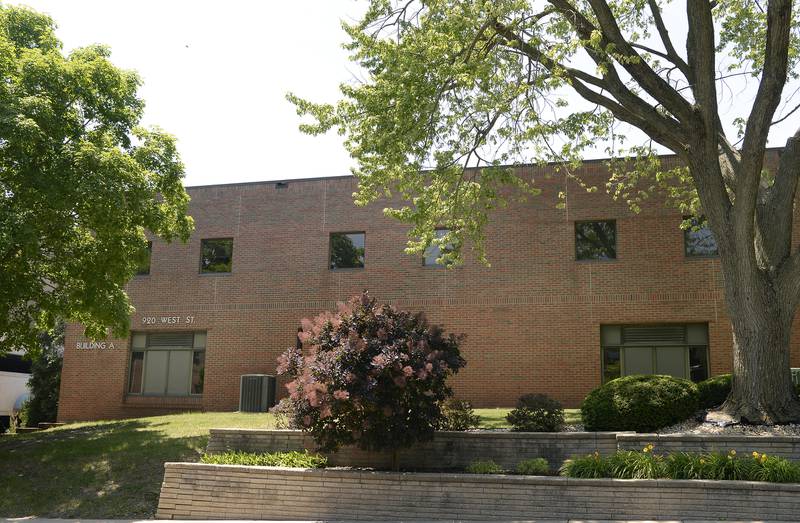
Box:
(515, 457), (550, 475)
(506, 393), (565, 432)
(748, 451), (800, 483)
(560, 451), (612, 478)
(663, 452), (705, 479)
(439, 398), (481, 431)
(608, 444), (664, 479)
(697, 374), (732, 409)
(466, 459), (504, 474)
(201, 450), (327, 468)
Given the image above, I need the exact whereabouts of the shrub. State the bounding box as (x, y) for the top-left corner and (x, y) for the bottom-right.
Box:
(275, 292), (466, 466)
(201, 450), (327, 468)
(506, 393), (564, 432)
(697, 374), (732, 409)
(748, 451), (800, 483)
(439, 398), (481, 431)
(466, 459), (503, 474)
(21, 324), (64, 426)
(581, 375), (699, 432)
(270, 397), (299, 429)
(515, 457), (550, 475)
(560, 452), (612, 478)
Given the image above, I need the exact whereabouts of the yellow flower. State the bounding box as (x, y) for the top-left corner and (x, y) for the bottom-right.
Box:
(699, 458), (705, 464)
(761, 454), (768, 463)
(729, 449), (736, 456)
(752, 451), (759, 459)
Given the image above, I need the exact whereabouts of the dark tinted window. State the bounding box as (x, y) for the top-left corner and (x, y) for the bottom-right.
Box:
(424, 229), (453, 266)
(602, 348), (621, 383)
(136, 241), (152, 275)
(330, 232), (365, 269)
(128, 351), (144, 393)
(200, 238), (233, 273)
(689, 347), (709, 382)
(684, 217), (718, 257)
(575, 220), (617, 260)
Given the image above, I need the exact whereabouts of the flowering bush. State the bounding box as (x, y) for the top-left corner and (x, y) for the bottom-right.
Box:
(274, 292), (465, 460)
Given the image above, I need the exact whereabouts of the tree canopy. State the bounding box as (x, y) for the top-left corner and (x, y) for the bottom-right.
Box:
(291, 0), (800, 422)
(0, 5), (193, 356)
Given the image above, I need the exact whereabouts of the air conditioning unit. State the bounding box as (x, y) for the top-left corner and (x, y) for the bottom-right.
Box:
(791, 368), (800, 386)
(239, 374), (276, 413)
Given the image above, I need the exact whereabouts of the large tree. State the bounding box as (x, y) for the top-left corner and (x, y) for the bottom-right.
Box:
(0, 5), (193, 357)
(290, 0), (800, 423)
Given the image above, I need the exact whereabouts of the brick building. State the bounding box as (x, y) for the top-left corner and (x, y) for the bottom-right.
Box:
(57, 154), (800, 421)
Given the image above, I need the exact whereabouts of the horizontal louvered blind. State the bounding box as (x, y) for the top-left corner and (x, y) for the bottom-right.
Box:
(621, 325), (686, 345)
(147, 332), (195, 348)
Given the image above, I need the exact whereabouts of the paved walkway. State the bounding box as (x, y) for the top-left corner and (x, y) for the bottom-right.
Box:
(2, 519), (787, 523)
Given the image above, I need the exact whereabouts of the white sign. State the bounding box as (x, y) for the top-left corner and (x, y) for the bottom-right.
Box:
(76, 341), (116, 350)
(140, 315), (195, 326)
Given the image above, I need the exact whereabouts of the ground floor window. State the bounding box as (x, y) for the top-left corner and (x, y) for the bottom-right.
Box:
(128, 331), (206, 396)
(601, 324), (709, 383)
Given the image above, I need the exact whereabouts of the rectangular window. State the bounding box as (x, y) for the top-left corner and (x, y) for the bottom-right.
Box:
(128, 351), (144, 393)
(200, 238), (233, 273)
(575, 220), (617, 261)
(423, 228), (453, 267)
(136, 241), (152, 275)
(329, 232), (365, 269)
(127, 332), (206, 396)
(600, 324), (709, 383)
(684, 216), (719, 257)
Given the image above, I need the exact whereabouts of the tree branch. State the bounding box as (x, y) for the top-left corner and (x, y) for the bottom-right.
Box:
(647, 0), (691, 80)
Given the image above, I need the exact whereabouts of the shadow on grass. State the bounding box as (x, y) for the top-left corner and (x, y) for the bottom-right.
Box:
(0, 419), (206, 518)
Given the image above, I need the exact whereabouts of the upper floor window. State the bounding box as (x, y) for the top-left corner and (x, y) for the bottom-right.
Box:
(575, 220), (617, 261)
(330, 232), (365, 269)
(424, 228), (453, 267)
(136, 241), (152, 275)
(200, 238), (233, 273)
(684, 216), (718, 257)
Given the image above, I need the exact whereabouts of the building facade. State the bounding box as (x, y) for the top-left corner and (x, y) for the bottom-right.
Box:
(57, 155), (800, 421)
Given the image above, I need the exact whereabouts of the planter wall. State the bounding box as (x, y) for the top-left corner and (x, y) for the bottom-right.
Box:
(206, 428), (619, 469)
(207, 428), (800, 469)
(156, 462), (800, 521)
(617, 433), (800, 459)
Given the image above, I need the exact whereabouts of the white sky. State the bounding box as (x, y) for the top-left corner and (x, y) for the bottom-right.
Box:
(14, 0), (365, 187)
(10, 1), (800, 187)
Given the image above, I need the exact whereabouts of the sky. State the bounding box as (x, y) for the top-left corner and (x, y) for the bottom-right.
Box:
(13, 0), (365, 187)
(10, 1), (800, 188)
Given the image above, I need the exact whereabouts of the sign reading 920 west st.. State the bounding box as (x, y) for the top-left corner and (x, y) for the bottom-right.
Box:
(140, 315), (196, 326)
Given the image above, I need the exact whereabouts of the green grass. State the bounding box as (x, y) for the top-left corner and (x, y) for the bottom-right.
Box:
(0, 412), (275, 518)
(0, 408), (581, 518)
(475, 408), (582, 428)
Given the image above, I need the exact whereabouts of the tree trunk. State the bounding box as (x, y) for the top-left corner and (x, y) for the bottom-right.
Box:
(718, 271), (800, 424)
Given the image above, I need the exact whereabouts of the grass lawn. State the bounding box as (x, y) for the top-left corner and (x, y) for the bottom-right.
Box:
(475, 408), (582, 428)
(0, 412), (276, 518)
(0, 408), (582, 518)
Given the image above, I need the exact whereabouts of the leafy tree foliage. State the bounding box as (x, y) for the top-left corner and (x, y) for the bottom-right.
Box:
(0, 5), (193, 356)
(290, 0), (800, 423)
(275, 292), (465, 465)
(22, 323), (64, 426)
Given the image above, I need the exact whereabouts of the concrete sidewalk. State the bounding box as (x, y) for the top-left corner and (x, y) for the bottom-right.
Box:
(2, 519), (786, 523)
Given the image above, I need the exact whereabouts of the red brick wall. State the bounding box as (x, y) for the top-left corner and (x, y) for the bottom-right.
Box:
(57, 157), (800, 421)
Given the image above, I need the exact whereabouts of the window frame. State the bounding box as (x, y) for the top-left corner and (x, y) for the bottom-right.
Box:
(683, 216), (719, 259)
(422, 228), (453, 268)
(199, 237), (234, 274)
(600, 323), (709, 384)
(127, 332), (206, 397)
(328, 231), (366, 270)
(574, 219), (618, 262)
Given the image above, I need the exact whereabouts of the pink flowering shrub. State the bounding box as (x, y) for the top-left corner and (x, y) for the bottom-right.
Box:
(274, 292), (465, 454)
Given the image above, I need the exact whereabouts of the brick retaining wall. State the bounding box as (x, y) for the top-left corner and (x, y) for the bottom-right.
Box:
(206, 428), (619, 469)
(156, 462), (800, 520)
(617, 433), (800, 460)
(207, 428), (800, 469)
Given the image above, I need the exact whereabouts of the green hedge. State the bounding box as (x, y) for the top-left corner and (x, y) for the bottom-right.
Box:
(581, 375), (699, 432)
(697, 374), (732, 409)
(201, 450), (327, 468)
